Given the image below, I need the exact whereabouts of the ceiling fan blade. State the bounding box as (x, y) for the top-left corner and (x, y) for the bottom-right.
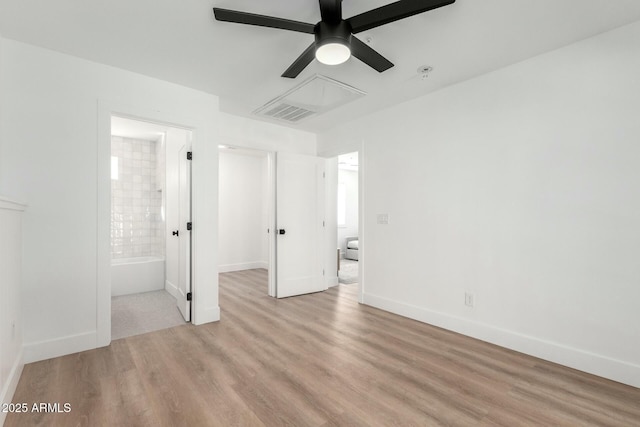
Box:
(282, 43), (317, 78)
(347, 0), (455, 34)
(350, 36), (394, 73)
(319, 0), (342, 24)
(213, 8), (315, 34)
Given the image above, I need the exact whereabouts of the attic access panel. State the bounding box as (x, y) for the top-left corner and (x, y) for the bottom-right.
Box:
(254, 74), (366, 123)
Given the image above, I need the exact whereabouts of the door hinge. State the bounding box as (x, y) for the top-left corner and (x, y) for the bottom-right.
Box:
(323, 172), (325, 178)
(187, 292), (192, 301)
(323, 269), (325, 276)
(187, 151), (192, 160)
(186, 222), (192, 230)
(322, 220), (325, 227)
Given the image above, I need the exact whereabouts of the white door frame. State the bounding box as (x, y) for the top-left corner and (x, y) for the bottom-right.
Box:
(319, 143), (365, 304)
(97, 101), (202, 347)
(267, 151), (276, 297)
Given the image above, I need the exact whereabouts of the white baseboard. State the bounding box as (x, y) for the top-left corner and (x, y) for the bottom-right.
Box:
(218, 261), (268, 273)
(23, 331), (96, 364)
(363, 292), (640, 388)
(165, 279), (178, 299)
(0, 348), (24, 425)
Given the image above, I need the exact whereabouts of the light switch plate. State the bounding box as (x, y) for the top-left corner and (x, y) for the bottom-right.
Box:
(377, 214), (389, 224)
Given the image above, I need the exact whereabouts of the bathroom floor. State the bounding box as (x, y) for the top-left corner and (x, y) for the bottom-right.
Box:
(111, 290), (187, 340)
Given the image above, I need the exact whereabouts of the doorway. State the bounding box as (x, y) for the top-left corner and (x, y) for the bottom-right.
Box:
(218, 148), (332, 299)
(337, 152), (359, 285)
(218, 145), (274, 295)
(109, 116), (192, 339)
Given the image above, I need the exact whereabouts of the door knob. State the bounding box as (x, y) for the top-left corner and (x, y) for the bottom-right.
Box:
(172, 230), (179, 236)
(279, 229), (286, 235)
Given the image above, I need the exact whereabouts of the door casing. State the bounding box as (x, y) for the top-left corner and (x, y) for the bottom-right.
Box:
(97, 102), (201, 347)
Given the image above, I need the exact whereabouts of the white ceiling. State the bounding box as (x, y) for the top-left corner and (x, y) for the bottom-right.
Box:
(2, 0), (640, 133)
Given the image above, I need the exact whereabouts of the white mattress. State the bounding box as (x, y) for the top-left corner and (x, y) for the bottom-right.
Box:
(347, 240), (359, 250)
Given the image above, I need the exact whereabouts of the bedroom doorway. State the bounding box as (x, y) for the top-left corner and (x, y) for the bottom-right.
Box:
(218, 145), (275, 295)
(337, 152), (359, 285)
(108, 116), (192, 340)
(218, 147), (330, 299)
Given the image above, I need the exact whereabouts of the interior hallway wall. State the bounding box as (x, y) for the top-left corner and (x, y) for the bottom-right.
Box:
(0, 198), (25, 424)
(218, 112), (316, 155)
(0, 38), (219, 363)
(318, 21), (640, 388)
(218, 150), (268, 272)
(0, 35), (4, 185)
(0, 38), (25, 424)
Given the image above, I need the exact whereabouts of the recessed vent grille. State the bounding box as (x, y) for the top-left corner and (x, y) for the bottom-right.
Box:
(262, 103), (317, 122)
(254, 75), (366, 124)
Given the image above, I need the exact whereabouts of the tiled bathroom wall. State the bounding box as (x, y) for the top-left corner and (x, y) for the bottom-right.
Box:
(111, 136), (165, 259)
(155, 135), (166, 258)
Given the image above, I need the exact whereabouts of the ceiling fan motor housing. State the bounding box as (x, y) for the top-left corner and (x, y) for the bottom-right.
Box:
(314, 21), (353, 49)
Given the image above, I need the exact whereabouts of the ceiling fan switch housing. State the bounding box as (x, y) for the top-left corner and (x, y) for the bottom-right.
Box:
(314, 21), (353, 48)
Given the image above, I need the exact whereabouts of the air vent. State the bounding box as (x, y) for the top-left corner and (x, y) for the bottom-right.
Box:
(261, 103), (316, 122)
(254, 75), (366, 124)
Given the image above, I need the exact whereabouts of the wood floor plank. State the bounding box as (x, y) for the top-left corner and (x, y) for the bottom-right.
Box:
(6, 269), (640, 426)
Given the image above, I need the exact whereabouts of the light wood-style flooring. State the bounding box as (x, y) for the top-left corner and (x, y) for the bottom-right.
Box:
(6, 269), (640, 426)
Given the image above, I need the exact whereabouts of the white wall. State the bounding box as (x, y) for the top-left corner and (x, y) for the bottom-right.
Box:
(337, 168), (359, 256)
(0, 39), (24, 422)
(0, 35), (4, 184)
(0, 197), (25, 423)
(319, 21), (640, 388)
(0, 39), (220, 363)
(218, 112), (316, 155)
(218, 150), (269, 272)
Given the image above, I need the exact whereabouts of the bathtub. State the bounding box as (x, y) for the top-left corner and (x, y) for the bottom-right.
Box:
(111, 256), (165, 296)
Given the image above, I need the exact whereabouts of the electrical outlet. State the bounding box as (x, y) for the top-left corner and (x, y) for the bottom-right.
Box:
(377, 214), (389, 225)
(465, 292), (475, 308)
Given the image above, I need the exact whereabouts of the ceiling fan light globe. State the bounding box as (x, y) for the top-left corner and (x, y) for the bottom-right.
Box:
(315, 43), (351, 65)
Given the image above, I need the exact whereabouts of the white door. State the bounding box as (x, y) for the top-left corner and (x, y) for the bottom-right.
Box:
(177, 145), (191, 320)
(276, 152), (326, 298)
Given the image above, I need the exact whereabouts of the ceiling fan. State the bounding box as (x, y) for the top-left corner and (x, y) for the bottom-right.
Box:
(213, 0), (455, 78)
